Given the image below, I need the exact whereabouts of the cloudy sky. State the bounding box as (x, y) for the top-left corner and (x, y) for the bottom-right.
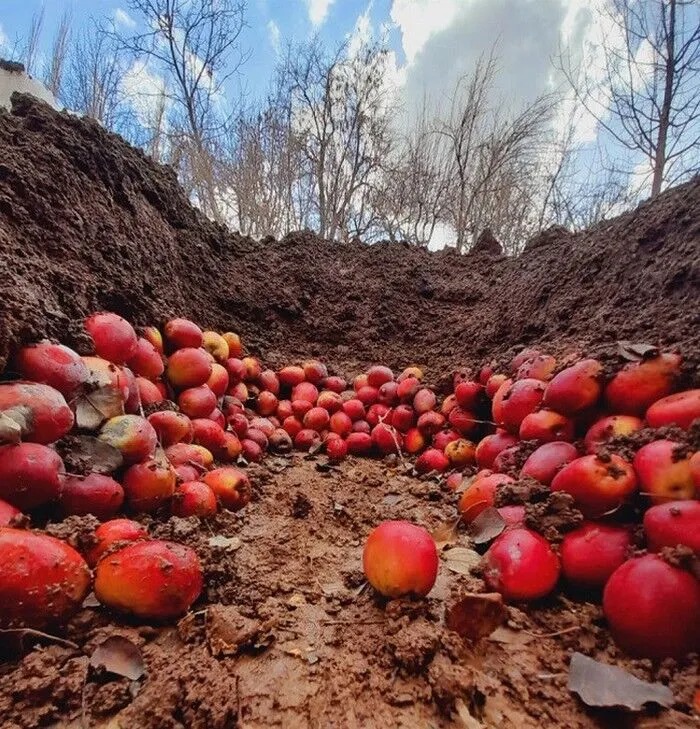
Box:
(1, 0), (599, 123)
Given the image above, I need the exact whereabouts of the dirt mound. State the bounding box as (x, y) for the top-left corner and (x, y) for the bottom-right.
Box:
(1, 95), (700, 728)
(1, 94), (699, 383)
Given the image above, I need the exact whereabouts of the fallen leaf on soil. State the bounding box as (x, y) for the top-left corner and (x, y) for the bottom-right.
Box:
(455, 698), (485, 728)
(616, 341), (659, 361)
(488, 627), (533, 646)
(432, 518), (461, 550)
(89, 636), (145, 681)
(568, 652), (673, 711)
(207, 535), (242, 550)
(446, 592), (505, 641)
(442, 547), (481, 575)
(468, 507), (506, 545)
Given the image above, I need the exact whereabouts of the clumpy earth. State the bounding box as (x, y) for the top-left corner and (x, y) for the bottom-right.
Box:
(0, 94), (698, 727)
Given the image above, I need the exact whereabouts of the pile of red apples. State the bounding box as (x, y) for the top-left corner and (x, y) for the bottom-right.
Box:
(0, 312), (698, 661)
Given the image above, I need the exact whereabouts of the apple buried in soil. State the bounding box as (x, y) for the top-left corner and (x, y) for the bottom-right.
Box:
(363, 521), (438, 598)
(94, 539), (203, 621)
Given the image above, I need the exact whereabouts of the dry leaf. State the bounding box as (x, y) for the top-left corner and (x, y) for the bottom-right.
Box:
(446, 592), (506, 641)
(568, 652), (673, 711)
(442, 547), (481, 575)
(0, 411), (23, 444)
(75, 386), (124, 431)
(64, 435), (123, 474)
(89, 636), (145, 681)
(616, 341), (659, 362)
(468, 507), (506, 545)
(488, 626), (533, 646)
(207, 535), (242, 550)
(432, 518), (461, 550)
(455, 698), (485, 728)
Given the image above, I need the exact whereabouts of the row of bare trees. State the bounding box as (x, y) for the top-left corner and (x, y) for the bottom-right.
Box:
(9, 0), (700, 252)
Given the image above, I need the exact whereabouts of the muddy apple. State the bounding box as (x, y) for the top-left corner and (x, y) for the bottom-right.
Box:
(458, 472), (515, 522)
(166, 348), (212, 389)
(440, 394), (458, 417)
(454, 381), (482, 410)
(356, 386), (379, 406)
(304, 406), (331, 432)
(292, 382), (319, 404)
(122, 457), (176, 512)
(86, 518), (149, 566)
(85, 312), (138, 364)
(219, 432), (243, 461)
(366, 365), (394, 388)
(16, 342), (88, 396)
(605, 352), (681, 415)
(603, 554), (700, 659)
(322, 376), (347, 393)
(177, 385), (216, 419)
(225, 357), (247, 384)
(551, 454), (637, 517)
(377, 381), (399, 407)
(135, 377), (165, 406)
(497, 505), (526, 527)
(519, 410), (574, 443)
(342, 399), (366, 422)
(516, 354), (556, 382)
(0, 381), (74, 444)
(166, 443), (213, 468)
(326, 437), (348, 462)
(241, 439), (263, 462)
(371, 424), (402, 455)
(486, 373), (508, 399)
(278, 365), (306, 387)
(520, 441), (578, 485)
(646, 389), (700, 430)
(543, 359), (603, 415)
(0, 528), (90, 628)
(268, 428), (293, 454)
(363, 521), (438, 598)
(330, 411), (353, 437)
(345, 432), (373, 456)
(633, 439), (696, 504)
(317, 391), (343, 413)
(475, 431), (519, 470)
(415, 448), (449, 474)
(201, 331), (229, 362)
(397, 376), (421, 403)
(99, 414), (157, 464)
(191, 418), (227, 452)
(432, 429), (461, 451)
(583, 415), (644, 454)
(510, 348), (541, 372)
(283, 416), (303, 439)
(366, 403), (391, 428)
(0, 443), (64, 510)
(294, 428), (322, 452)
(175, 464), (200, 483)
(399, 366), (424, 383)
(172, 481), (217, 518)
(403, 428), (426, 454)
(142, 326), (164, 354)
(413, 388), (437, 414)
(255, 390), (278, 417)
(448, 407), (478, 437)
(497, 378), (546, 434)
(203, 467), (251, 511)
(164, 318), (203, 350)
(417, 410), (445, 437)
(444, 439), (476, 468)
(560, 522), (631, 590)
(245, 428), (269, 451)
(482, 528), (560, 601)
(303, 360), (328, 384)
(241, 356), (262, 382)
(221, 332), (242, 358)
(147, 411), (193, 447)
(206, 363), (229, 397)
(60, 473), (124, 520)
(127, 337), (164, 379)
(95, 539), (203, 620)
(644, 499), (700, 556)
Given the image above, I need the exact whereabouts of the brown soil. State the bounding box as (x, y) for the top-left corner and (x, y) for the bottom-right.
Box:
(0, 95), (699, 727)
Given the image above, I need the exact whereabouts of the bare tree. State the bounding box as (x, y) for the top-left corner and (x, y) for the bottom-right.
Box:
(24, 7), (45, 77)
(560, 0), (700, 198)
(43, 10), (72, 98)
(63, 25), (127, 130)
(284, 39), (395, 241)
(117, 0), (248, 222)
(437, 53), (556, 252)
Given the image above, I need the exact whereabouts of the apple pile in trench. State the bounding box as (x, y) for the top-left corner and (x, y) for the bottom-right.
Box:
(0, 313), (698, 660)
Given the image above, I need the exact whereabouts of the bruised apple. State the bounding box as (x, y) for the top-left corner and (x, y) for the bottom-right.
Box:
(605, 352), (681, 415)
(584, 415), (644, 453)
(95, 539), (203, 620)
(15, 342), (88, 396)
(543, 359), (602, 415)
(203, 467), (251, 511)
(122, 458), (177, 513)
(85, 312), (138, 364)
(633, 440), (697, 504)
(458, 472), (515, 522)
(520, 441), (578, 485)
(99, 415), (157, 464)
(0, 528), (90, 628)
(172, 481), (217, 518)
(362, 521), (438, 598)
(646, 389), (700, 430)
(0, 381), (74, 444)
(86, 518), (149, 567)
(0, 443), (64, 510)
(643, 500), (700, 553)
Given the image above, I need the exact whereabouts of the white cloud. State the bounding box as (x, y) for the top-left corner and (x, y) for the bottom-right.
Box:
(114, 8), (137, 29)
(348, 6), (373, 59)
(0, 23), (8, 50)
(267, 20), (281, 55)
(121, 60), (167, 126)
(306, 0), (336, 27)
(390, 0), (462, 64)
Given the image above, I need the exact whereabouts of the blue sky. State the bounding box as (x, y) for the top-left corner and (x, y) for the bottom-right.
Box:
(0, 0), (405, 103)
